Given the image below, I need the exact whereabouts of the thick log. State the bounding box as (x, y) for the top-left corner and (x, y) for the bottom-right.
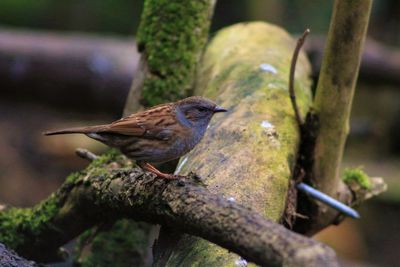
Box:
(164, 22), (314, 266)
(0, 151), (337, 267)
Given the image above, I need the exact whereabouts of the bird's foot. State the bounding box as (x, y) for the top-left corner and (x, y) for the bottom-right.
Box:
(156, 172), (181, 180)
(139, 162), (182, 180)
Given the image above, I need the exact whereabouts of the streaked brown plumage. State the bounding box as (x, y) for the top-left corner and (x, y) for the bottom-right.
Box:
(45, 96), (227, 179)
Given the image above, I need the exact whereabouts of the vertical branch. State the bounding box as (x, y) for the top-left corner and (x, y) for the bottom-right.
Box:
(124, 0), (216, 115)
(312, 0), (372, 195)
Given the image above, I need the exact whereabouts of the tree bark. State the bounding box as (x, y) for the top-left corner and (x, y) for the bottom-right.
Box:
(0, 243), (40, 267)
(161, 21), (313, 266)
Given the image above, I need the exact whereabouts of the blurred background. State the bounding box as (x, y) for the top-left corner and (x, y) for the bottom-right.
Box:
(0, 0), (399, 266)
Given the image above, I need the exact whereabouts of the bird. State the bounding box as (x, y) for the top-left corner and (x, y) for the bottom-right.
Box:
(44, 96), (227, 180)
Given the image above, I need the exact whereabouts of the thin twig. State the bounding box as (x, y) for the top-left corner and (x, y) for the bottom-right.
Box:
(75, 148), (98, 162)
(289, 28), (310, 127)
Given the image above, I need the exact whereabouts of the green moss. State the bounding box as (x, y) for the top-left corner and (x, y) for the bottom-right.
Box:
(0, 194), (60, 249)
(0, 208), (30, 247)
(343, 167), (371, 189)
(65, 171), (82, 184)
(168, 236), (253, 267)
(137, 0), (213, 106)
(64, 149), (125, 186)
(0, 149), (128, 252)
(91, 149), (123, 167)
(76, 219), (152, 267)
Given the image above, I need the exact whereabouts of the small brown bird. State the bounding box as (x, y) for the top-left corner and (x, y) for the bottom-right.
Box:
(45, 96), (227, 179)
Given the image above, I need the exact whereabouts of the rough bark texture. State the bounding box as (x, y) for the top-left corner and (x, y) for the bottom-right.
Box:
(0, 151), (338, 267)
(296, 0), (373, 235)
(163, 22), (313, 266)
(0, 243), (40, 267)
(124, 0), (216, 114)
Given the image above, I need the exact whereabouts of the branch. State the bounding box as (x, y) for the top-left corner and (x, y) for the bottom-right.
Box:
(296, 0), (374, 235)
(123, 0), (217, 114)
(313, 0), (372, 192)
(0, 151), (338, 267)
(289, 28), (310, 126)
(75, 148), (98, 161)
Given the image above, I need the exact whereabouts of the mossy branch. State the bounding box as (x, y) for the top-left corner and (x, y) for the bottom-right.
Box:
(294, 0), (375, 234)
(312, 0), (372, 194)
(124, 0), (216, 114)
(0, 151), (339, 266)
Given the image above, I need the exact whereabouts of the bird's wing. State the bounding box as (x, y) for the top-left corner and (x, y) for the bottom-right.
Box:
(99, 104), (177, 140)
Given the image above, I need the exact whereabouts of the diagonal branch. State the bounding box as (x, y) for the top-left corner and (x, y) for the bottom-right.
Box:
(0, 151), (338, 267)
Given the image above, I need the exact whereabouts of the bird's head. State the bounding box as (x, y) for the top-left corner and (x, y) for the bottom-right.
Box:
(176, 96), (227, 128)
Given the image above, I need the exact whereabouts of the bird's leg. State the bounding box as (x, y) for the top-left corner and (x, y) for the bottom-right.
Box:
(138, 162), (178, 180)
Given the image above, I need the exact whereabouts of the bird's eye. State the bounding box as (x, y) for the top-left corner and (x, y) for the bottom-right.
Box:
(197, 107), (207, 112)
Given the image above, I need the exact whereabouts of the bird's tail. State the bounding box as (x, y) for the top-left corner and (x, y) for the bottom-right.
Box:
(44, 125), (105, 136)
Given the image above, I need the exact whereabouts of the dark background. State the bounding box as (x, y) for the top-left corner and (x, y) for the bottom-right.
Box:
(0, 1), (399, 266)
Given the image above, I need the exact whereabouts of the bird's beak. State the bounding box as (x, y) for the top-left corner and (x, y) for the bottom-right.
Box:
(213, 106), (228, 113)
